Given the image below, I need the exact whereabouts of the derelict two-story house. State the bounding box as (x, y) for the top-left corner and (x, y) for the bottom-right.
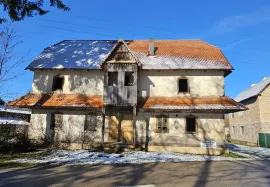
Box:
(8, 39), (246, 155)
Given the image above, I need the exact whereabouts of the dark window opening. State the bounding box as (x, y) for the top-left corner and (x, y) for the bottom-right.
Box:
(52, 76), (64, 91)
(125, 72), (135, 86)
(186, 117), (196, 133)
(178, 79), (188, 93)
(108, 72), (118, 86)
(84, 115), (97, 131)
(156, 117), (169, 133)
(51, 113), (63, 129)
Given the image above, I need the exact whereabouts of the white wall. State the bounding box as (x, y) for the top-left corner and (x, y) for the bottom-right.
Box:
(138, 70), (224, 97)
(32, 69), (104, 95)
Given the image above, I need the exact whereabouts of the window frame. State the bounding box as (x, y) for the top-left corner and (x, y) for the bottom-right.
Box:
(185, 115), (198, 134)
(84, 114), (97, 131)
(156, 114), (169, 133)
(52, 75), (64, 91)
(178, 77), (189, 93)
(124, 72), (135, 86)
(107, 72), (118, 86)
(51, 112), (63, 129)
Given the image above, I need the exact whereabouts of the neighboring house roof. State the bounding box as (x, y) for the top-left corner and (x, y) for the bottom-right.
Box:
(139, 96), (247, 112)
(26, 40), (233, 71)
(0, 105), (31, 114)
(235, 77), (270, 102)
(7, 93), (103, 108)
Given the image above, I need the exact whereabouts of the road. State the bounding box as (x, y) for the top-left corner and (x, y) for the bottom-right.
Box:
(1, 160), (270, 187)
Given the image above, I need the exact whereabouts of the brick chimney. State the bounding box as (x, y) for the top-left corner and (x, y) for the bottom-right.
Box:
(149, 38), (155, 56)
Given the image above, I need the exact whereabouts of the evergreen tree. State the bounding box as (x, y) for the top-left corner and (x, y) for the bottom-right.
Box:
(0, 0), (70, 23)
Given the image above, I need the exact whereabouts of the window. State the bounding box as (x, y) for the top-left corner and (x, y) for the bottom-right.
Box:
(84, 115), (97, 131)
(240, 126), (244, 135)
(186, 116), (197, 133)
(52, 76), (64, 91)
(238, 111), (243, 116)
(231, 113), (235, 118)
(178, 78), (188, 93)
(124, 72), (135, 86)
(156, 116), (169, 133)
(51, 112), (63, 129)
(108, 72), (118, 86)
(232, 126), (235, 134)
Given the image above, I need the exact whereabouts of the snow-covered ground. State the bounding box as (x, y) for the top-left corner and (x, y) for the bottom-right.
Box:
(227, 144), (270, 159)
(14, 149), (251, 166)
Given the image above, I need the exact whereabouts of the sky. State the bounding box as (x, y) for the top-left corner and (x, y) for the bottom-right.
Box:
(0, 0), (270, 101)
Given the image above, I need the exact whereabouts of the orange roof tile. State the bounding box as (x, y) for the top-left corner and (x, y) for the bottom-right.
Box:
(7, 93), (103, 108)
(139, 96), (247, 111)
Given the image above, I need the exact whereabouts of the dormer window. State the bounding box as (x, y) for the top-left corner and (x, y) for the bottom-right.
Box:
(52, 76), (64, 91)
(178, 78), (189, 93)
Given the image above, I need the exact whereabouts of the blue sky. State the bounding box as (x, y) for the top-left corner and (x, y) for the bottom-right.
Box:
(0, 0), (270, 101)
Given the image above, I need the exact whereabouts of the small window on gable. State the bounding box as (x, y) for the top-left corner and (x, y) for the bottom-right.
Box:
(186, 116), (197, 133)
(178, 78), (188, 93)
(84, 115), (97, 131)
(156, 115), (169, 133)
(52, 76), (64, 91)
(51, 112), (63, 129)
(125, 72), (135, 86)
(108, 72), (118, 86)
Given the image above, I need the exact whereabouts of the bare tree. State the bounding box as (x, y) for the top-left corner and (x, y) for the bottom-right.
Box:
(0, 22), (27, 99)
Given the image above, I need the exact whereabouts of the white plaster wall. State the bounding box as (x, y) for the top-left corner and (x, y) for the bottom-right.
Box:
(135, 112), (225, 147)
(138, 70), (224, 97)
(32, 69), (104, 95)
(29, 109), (103, 144)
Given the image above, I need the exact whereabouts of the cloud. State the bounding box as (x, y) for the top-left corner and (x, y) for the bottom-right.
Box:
(213, 6), (270, 34)
(222, 37), (252, 50)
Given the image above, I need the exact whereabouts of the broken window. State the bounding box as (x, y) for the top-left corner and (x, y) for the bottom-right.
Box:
(84, 115), (97, 131)
(51, 112), (63, 129)
(178, 78), (188, 93)
(156, 116), (169, 133)
(124, 72), (135, 86)
(186, 117), (197, 133)
(52, 76), (64, 91)
(108, 72), (118, 86)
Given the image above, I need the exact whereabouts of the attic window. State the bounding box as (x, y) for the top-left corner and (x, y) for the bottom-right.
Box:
(52, 76), (64, 91)
(108, 72), (118, 86)
(125, 72), (134, 86)
(178, 78), (188, 93)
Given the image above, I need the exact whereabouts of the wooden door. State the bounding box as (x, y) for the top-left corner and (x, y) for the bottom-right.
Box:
(108, 115), (120, 142)
(121, 113), (133, 143)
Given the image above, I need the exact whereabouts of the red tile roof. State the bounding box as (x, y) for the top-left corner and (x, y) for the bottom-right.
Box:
(7, 93), (103, 108)
(139, 96), (247, 111)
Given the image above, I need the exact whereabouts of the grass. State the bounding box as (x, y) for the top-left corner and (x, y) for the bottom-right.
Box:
(220, 151), (248, 158)
(0, 150), (54, 169)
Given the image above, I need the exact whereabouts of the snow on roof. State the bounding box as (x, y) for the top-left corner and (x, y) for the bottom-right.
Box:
(26, 40), (117, 69)
(0, 117), (29, 125)
(26, 40), (233, 70)
(0, 105), (31, 114)
(235, 77), (270, 102)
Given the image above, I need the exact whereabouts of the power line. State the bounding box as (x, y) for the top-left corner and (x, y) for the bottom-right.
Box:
(43, 26), (119, 39)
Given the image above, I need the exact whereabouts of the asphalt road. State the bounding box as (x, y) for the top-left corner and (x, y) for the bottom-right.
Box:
(1, 160), (270, 187)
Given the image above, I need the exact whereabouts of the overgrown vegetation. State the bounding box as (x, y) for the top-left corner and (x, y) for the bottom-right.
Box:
(220, 151), (247, 158)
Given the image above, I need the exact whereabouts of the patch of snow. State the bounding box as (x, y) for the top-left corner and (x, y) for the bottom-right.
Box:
(0, 117), (29, 125)
(0, 105), (31, 114)
(227, 144), (270, 159)
(14, 149), (251, 166)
